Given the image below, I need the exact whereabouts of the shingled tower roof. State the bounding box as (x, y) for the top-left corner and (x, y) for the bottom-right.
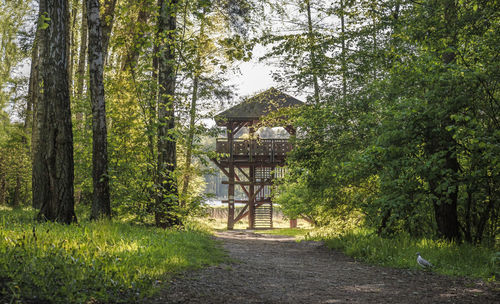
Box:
(215, 87), (303, 126)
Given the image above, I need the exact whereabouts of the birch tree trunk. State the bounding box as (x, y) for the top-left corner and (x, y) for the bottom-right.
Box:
(75, 0), (87, 100)
(36, 0), (76, 223)
(68, 0), (78, 95)
(88, 0), (111, 220)
(155, 0), (180, 228)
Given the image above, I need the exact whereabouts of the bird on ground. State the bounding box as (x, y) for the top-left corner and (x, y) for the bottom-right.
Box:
(416, 252), (433, 268)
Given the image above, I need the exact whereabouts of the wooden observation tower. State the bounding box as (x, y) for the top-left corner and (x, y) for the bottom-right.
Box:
(211, 88), (303, 229)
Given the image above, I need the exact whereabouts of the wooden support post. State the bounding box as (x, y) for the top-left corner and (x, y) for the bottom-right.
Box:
(227, 124), (235, 230)
(247, 125), (256, 229)
(290, 219), (297, 228)
(248, 165), (255, 229)
(228, 164), (235, 230)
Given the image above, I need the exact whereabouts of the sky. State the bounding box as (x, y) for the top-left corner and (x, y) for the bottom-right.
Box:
(230, 44), (277, 98)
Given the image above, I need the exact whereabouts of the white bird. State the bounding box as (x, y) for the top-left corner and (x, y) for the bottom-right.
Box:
(416, 252), (433, 268)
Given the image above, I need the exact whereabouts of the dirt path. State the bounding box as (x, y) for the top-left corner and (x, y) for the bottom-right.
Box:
(150, 231), (498, 303)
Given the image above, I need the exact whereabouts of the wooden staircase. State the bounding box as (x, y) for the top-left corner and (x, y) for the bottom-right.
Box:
(254, 201), (273, 229)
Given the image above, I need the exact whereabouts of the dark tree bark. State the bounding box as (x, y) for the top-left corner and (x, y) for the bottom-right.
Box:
(155, 0), (180, 228)
(0, 158), (5, 205)
(87, 0), (111, 220)
(12, 175), (21, 208)
(36, 0), (77, 224)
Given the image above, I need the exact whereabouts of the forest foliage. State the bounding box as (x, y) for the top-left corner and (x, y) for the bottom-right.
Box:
(0, 0), (498, 245)
(269, 0), (499, 245)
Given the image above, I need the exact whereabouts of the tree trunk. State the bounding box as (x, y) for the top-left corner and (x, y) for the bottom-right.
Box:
(305, 0), (320, 103)
(25, 15), (41, 207)
(101, 0), (117, 63)
(36, 0), (77, 224)
(463, 185), (473, 243)
(31, 0), (47, 210)
(340, 0), (347, 97)
(75, 0), (88, 100)
(180, 74), (198, 207)
(121, 1), (151, 72)
(0, 158), (5, 205)
(155, 0), (180, 228)
(180, 13), (206, 208)
(68, 0), (78, 95)
(371, 14), (377, 81)
(26, 27), (40, 135)
(88, 0), (111, 220)
(11, 175), (21, 208)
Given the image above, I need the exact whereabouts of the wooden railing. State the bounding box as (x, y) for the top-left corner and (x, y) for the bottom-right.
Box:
(215, 138), (292, 161)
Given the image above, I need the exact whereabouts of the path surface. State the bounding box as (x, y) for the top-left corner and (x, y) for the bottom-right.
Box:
(151, 231), (498, 303)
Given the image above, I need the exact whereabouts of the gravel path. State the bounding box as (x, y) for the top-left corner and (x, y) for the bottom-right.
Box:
(150, 230), (499, 303)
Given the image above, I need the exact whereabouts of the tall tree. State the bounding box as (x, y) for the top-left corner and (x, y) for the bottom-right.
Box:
(179, 6), (206, 207)
(423, 0), (461, 240)
(28, 1), (44, 209)
(35, 0), (76, 223)
(176, 0), (248, 210)
(88, 0), (111, 219)
(155, 0), (180, 228)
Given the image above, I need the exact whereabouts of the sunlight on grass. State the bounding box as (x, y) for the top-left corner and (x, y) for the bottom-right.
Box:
(201, 206), (313, 231)
(0, 207), (226, 303)
(309, 228), (499, 281)
(258, 228), (312, 238)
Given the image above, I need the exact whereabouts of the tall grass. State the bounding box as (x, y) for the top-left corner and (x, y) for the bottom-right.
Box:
(0, 207), (226, 303)
(309, 227), (499, 281)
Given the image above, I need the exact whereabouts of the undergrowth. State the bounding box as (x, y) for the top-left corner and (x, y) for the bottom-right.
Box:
(0, 207), (226, 303)
(308, 227), (499, 281)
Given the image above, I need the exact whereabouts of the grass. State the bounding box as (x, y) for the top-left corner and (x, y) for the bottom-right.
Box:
(0, 206), (226, 303)
(309, 227), (499, 281)
(257, 228), (311, 238)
